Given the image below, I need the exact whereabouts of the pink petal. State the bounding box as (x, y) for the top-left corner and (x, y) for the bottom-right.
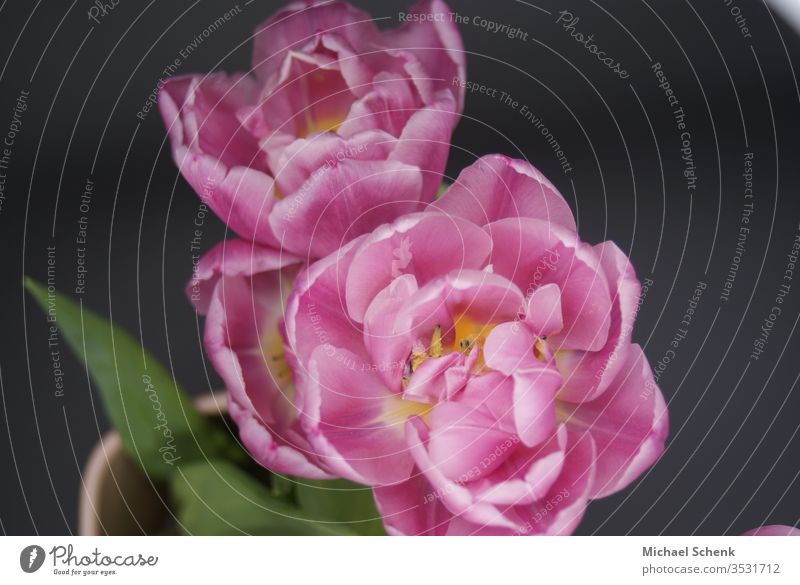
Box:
(394, 270), (524, 342)
(561, 344), (668, 498)
(338, 72), (421, 138)
(434, 155), (576, 231)
(159, 73), (262, 169)
(484, 322), (539, 375)
(516, 431), (596, 535)
(556, 241), (642, 402)
(270, 129), (395, 196)
(256, 47), (355, 149)
(173, 151), (282, 247)
(373, 473), (453, 536)
(403, 351), (466, 404)
(486, 426), (567, 505)
(381, 0), (467, 110)
(525, 282), (564, 336)
(388, 95), (459, 198)
(405, 416), (521, 530)
(303, 346), (415, 485)
(426, 381), (518, 480)
(269, 159), (424, 259)
(546, 243), (612, 352)
(487, 218), (612, 353)
(159, 74), (283, 247)
(204, 271), (329, 478)
(284, 235), (367, 367)
(251, 1), (379, 83)
(345, 213), (493, 322)
(363, 274), (420, 391)
(511, 367), (561, 447)
(186, 239), (300, 314)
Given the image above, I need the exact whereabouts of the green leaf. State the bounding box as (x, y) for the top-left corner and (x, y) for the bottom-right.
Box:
(172, 460), (356, 535)
(436, 181), (451, 199)
(25, 278), (231, 480)
(295, 479), (386, 536)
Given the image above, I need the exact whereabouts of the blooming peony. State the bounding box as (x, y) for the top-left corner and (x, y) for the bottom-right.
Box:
(278, 154), (669, 534)
(160, 0), (465, 260)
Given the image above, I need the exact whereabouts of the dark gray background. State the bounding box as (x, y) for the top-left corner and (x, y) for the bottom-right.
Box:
(1, 0), (798, 535)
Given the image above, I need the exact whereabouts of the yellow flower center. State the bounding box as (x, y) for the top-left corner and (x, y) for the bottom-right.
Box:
(298, 112), (344, 138)
(451, 314), (496, 359)
(402, 315), (498, 386)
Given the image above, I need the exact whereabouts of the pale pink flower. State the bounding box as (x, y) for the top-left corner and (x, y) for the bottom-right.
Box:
(281, 154), (669, 534)
(160, 0), (465, 259)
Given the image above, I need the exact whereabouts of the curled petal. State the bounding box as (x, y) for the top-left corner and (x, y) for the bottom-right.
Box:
(364, 274), (420, 391)
(556, 241), (642, 402)
(186, 239), (300, 314)
(303, 346), (416, 485)
(524, 283), (564, 336)
(284, 235), (367, 366)
(382, 0), (467, 109)
(204, 270), (329, 478)
(251, 1), (379, 82)
(388, 95), (459, 197)
(345, 213), (493, 322)
(515, 431), (596, 535)
(373, 472), (453, 536)
(484, 322), (539, 375)
(511, 367), (561, 448)
(269, 159), (424, 259)
(561, 344), (668, 498)
(434, 155), (576, 231)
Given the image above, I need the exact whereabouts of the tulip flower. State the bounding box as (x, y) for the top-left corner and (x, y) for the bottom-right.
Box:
(282, 155), (669, 534)
(160, 0), (465, 259)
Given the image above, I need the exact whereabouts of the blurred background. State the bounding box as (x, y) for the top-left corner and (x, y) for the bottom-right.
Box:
(1, 0), (799, 535)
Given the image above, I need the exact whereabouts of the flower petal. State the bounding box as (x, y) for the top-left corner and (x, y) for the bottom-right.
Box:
(284, 235), (367, 367)
(556, 241), (642, 402)
(269, 159), (424, 259)
(381, 0), (467, 110)
(186, 239), (300, 314)
(303, 346), (416, 485)
(251, 1), (379, 82)
(363, 274), (420, 391)
(345, 213), (493, 322)
(484, 322), (539, 375)
(373, 472), (453, 536)
(525, 282), (564, 336)
(511, 367), (561, 447)
(487, 218), (611, 353)
(561, 344), (668, 498)
(434, 155), (576, 231)
(204, 271), (329, 478)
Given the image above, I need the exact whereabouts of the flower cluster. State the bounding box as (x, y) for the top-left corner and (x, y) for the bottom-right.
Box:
(161, 0), (669, 535)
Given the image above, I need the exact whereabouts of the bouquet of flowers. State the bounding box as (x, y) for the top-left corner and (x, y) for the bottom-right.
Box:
(34, 0), (777, 537)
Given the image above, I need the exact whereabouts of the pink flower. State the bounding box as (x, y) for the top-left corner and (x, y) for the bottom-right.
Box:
(283, 154), (669, 535)
(160, 0), (465, 260)
(188, 239), (333, 478)
(742, 525), (800, 536)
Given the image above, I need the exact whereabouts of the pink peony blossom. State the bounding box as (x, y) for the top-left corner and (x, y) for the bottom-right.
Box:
(160, 0), (465, 260)
(742, 525), (800, 536)
(188, 238), (334, 477)
(278, 154), (670, 535)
